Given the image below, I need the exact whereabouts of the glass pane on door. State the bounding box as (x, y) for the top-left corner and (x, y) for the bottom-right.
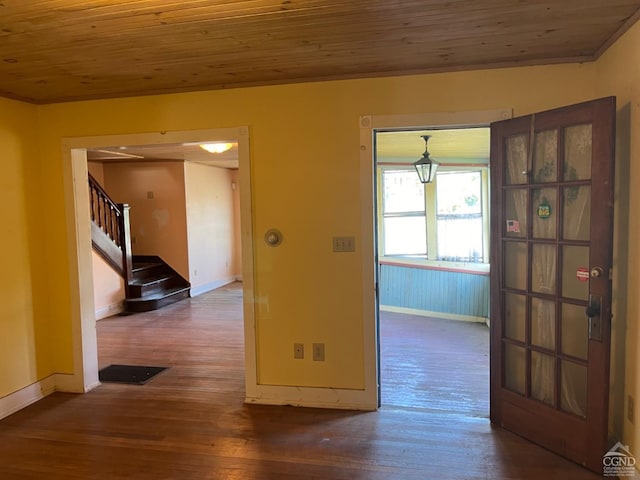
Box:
(562, 246), (590, 301)
(533, 129), (558, 183)
(505, 293), (526, 342)
(531, 351), (555, 406)
(563, 185), (591, 241)
(532, 244), (556, 295)
(561, 303), (589, 360)
(531, 298), (555, 350)
(564, 124), (592, 181)
(561, 360), (588, 418)
(505, 134), (529, 185)
(504, 242), (528, 290)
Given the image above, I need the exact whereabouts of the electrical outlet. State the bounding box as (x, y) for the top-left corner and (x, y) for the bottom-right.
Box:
(312, 343), (325, 361)
(332, 236), (355, 252)
(294, 343), (304, 360)
(629, 395), (635, 424)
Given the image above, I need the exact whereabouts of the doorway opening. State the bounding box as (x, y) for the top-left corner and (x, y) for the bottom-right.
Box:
(61, 127), (255, 394)
(373, 125), (492, 415)
(87, 139), (242, 319)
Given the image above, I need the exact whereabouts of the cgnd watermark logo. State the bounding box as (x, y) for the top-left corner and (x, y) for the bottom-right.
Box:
(603, 442), (637, 477)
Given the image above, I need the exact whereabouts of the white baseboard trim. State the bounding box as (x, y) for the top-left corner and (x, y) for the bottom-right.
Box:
(95, 301), (125, 320)
(190, 277), (237, 297)
(0, 376), (56, 420)
(381, 304), (488, 324)
(245, 385), (377, 411)
(54, 373), (100, 393)
(0, 372), (103, 420)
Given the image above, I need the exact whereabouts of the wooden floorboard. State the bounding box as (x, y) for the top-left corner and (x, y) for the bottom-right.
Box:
(380, 311), (489, 417)
(0, 282), (601, 479)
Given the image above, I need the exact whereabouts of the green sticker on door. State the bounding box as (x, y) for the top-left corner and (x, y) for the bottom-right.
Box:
(537, 200), (551, 219)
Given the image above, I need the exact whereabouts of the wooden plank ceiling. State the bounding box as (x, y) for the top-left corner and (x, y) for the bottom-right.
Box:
(1, 0), (639, 104)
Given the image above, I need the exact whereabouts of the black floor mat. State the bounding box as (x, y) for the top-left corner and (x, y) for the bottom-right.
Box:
(98, 364), (168, 385)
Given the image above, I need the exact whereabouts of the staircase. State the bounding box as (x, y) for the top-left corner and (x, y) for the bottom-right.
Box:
(126, 256), (191, 312)
(89, 173), (190, 313)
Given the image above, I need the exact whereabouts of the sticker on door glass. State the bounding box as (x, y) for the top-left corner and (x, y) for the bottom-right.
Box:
(576, 267), (590, 282)
(537, 199), (552, 219)
(506, 219), (520, 233)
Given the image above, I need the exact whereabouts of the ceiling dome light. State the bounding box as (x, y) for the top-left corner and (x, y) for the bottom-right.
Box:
(200, 142), (233, 154)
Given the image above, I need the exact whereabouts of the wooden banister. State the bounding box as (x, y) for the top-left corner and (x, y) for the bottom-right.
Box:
(88, 174), (133, 289)
(89, 173), (121, 246)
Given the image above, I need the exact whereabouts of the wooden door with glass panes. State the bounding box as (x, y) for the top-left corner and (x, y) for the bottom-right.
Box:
(489, 97), (615, 473)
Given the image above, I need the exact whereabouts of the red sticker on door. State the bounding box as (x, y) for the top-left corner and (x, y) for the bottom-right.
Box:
(576, 267), (590, 282)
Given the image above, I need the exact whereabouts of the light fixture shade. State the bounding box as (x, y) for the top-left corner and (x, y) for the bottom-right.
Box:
(200, 142), (233, 154)
(413, 135), (439, 183)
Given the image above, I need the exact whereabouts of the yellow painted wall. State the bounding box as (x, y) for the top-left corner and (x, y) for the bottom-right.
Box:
(87, 160), (105, 185)
(595, 19), (640, 457)
(33, 63), (597, 388)
(0, 97), (50, 396)
(184, 163), (236, 290)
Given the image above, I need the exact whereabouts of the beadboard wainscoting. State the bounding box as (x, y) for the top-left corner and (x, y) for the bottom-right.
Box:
(379, 261), (489, 321)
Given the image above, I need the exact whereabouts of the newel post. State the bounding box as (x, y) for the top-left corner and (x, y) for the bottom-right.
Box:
(119, 204), (133, 298)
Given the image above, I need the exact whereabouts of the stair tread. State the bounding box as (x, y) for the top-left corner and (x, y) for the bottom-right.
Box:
(126, 286), (190, 302)
(126, 256), (190, 312)
(132, 262), (163, 272)
(129, 274), (175, 286)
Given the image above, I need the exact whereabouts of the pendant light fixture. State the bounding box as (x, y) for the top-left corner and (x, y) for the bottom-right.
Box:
(413, 135), (440, 183)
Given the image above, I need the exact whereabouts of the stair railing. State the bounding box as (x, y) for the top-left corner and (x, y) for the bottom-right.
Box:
(88, 173), (133, 296)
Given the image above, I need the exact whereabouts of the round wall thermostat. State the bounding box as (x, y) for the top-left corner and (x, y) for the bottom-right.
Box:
(264, 229), (283, 247)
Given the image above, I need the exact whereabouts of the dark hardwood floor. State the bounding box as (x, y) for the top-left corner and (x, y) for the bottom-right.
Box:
(380, 311), (489, 417)
(0, 283), (601, 479)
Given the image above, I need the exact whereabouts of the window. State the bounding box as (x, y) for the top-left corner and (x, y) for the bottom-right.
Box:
(381, 170), (426, 256)
(379, 167), (488, 263)
(436, 171), (484, 262)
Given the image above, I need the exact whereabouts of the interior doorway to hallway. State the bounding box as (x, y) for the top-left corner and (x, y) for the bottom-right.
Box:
(373, 126), (492, 414)
(62, 127), (254, 394)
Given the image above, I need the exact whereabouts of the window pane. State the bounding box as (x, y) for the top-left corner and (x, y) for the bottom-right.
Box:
(436, 171), (482, 215)
(383, 170), (425, 213)
(436, 171), (484, 262)
(436, 216), (483, 262)
(384, 216), (427, 255)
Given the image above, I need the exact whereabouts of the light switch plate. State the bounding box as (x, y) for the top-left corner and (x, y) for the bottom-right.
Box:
(333, 236), (355, 252)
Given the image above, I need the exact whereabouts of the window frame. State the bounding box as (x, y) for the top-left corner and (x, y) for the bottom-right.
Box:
(377, 164), (490, 273)
(379, 168), (428, 257)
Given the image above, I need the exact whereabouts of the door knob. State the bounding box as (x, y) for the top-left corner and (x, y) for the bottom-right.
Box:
(585, 303), (600, 318)
(590, 267), (604, 278)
